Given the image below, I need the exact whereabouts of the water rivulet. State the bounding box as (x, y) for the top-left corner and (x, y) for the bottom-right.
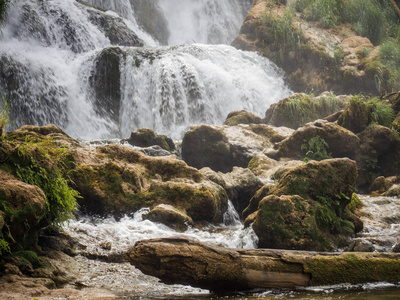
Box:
(0, 0), (290, 139)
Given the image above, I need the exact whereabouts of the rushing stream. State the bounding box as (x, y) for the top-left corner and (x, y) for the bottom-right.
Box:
(1, 0), (400, 299)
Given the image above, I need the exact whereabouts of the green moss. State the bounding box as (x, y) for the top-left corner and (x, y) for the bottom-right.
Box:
(305, 253), (400, 285)
(13, 250), (44, 269)
(346, 193), (363, 213)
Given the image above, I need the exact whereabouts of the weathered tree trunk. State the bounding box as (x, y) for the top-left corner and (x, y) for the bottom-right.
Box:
(127, 237), (400, 292)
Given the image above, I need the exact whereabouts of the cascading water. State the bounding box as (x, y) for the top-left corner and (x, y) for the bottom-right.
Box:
(0, 0), (290, 139)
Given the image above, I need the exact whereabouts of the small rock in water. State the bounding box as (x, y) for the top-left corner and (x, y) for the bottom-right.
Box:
(100, 242), (112, 250)
(349, 239), (375, 252)
(393, 241), (400, 253)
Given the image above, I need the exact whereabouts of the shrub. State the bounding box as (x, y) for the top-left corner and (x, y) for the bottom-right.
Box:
(344, 0), (394, 45)
(306, 0), (345, 28)
(301, 135), (332, 162)
(367, 97), (395, 127)
(5, 137), (80, 226)
(379, 38), (400, 91)
(0, 95), (10, 137)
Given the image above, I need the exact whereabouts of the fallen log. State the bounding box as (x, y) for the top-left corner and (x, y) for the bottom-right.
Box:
(127, 237), (400, 292)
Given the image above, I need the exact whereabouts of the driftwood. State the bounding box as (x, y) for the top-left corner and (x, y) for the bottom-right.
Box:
(127, 237), (400, 292)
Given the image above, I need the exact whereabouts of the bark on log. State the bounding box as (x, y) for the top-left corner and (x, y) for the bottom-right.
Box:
(127, 237), (400, 292)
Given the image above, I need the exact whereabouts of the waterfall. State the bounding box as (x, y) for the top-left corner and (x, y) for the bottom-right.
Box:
(0, 0), (290, 140)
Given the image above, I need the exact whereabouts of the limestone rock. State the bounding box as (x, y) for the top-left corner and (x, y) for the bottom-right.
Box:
(143, 204), (193, 232)
(219, 167), (263, 215)
(182, 124), (291, 172)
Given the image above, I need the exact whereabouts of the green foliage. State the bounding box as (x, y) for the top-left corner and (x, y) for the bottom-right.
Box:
(345, 0), (397, 45)
(0, 238), (11, 256)
(379, 38), (400, 91)
(367, 97), (395, 127)
(346, 193), (363, 213)
(0, 95), (10, 137)
(357, 47), (372, 58)
(306, 0), (345, 28)
(301, 135), (332, 162)
(13, 250), (44, 268)
(261, 9), (303, 61)
(5, 136), (80, 226)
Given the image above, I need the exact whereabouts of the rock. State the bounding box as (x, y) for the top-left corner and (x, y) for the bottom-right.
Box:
(182, 124), (291, 172)
(393, 241), (400, 253)
(0, 170), (46, 247)
(127, 128), (175, 151)
(369, 176), (393, 195)
(384, 184), (400, 197)
(199, 167), (226, 188)
(247, 153), (278, 181)
(219, 167), (263, 215)
(86, 8), (143, 47)
(182, 125), (232, 172)
(143, 204), (193, 232)
(71, 144), (228, 224)
(250, 158), (358, 251)
(89, 47), (124, 127)
(224, 110), (262, 126)
(264, 93), (348, 129)
(242, 184), (273, 221)
(232, 0), (382, 95)
(358, 125), (400, 190)
(348, 239), (375, 252)
(270, 120), (360, 161)
(128, 237), (400, 291)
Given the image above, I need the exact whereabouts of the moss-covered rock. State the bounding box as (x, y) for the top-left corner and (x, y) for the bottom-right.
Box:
(338, 96), (395, 134)
(270, 120), (360, 161)
(357, 125), (400, 190)
(224, 110), (262, 126)
(0, 170), (46, 250)
(250, 158), (358, 251)
(143, 204), (193, 232)
(264, 92), (348, 129)
(182, 125), (232, 172)
(127, 128), (175, 151)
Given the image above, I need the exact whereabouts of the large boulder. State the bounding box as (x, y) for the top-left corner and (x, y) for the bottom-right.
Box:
(89, 47), (124, 127)
(264, 93), (348, 129)
(248, 158), (359, 251)
(357, 125), (400, 190)
(182, 124), (291, 172)
(269, 120), (360, 161)
(71, 144), (228, 224)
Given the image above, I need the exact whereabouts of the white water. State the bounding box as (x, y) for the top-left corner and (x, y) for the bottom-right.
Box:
(0, 0), (290, 140)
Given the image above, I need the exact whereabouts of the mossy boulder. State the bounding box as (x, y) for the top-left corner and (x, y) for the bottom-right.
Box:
(250, 158), (358, 251)
(0, 170), (46, 250)
(71, 144), (228, 223)
(143, 204), (194, 232)
(357, 125), (400, 190)
(127, 128), (175, 151)
(224, 110), (262, 126)
(182, 125), (232, 172)
(264, 93), (348, 129)
(270, 120), (360, 161)
(338, 96), (395, 134)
